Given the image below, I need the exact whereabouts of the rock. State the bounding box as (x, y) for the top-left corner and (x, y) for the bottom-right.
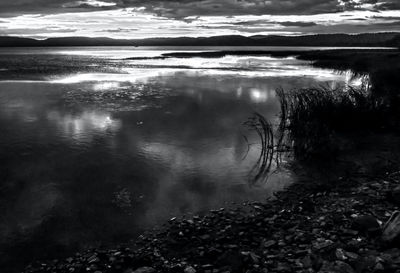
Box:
(382, 211), (400, 244)
(184, 266), (196, 273)
(319, 261), (355, 273)
(335, 248), (346, 260)
(374, 262), (385, 272)
(344, 251), (359, 261)
(133, 267), (156, 273)
(275, 262), (291, 272)
(342, 229), (358, 236)
(313, 240), (335, 252)
(334, 261), (356, 273)
(389, 186), (400, 205)
(301, 256), (312, 268)
(200, 234), (211, 240)
(264, 240), (277, 248)
(87, 255), (99, 264)
(351, 215), (381, 234)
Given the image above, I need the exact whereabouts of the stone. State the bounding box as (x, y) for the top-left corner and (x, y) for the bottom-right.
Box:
(313, 240), (335, 251)
(319, 261), (355, 273)
(184, 266), (196, 273)
(133, 267), (156, 273)
(390, 186), (400, 205)
(264, 240), (277, 248)
(351, 215), (381, 234)
(335, 248), (347, 260)
(334, 261), (356, 273)
(374, 262), (385, 272)
(382, 211), (400, 244)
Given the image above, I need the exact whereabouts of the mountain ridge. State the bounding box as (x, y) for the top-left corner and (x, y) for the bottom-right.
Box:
(0, 33), (399, 47)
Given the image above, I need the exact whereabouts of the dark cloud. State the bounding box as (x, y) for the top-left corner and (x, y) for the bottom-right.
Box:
(119, 0), (342, 19)
(0, 27), (77, 35)
(378, 0), (400, 10)
(378, 20), (400, 26)
(282, 20), (400, 34)
(348, 18), (368, 21)
(100, 28), (139, 33)
(0, 0), (398, 18)
(119, 0), (400, 19)
(372, 15), (400, 20)
(0, 0), (116, 16)
(279, 21), (318, 27)
(232, 20), (317, 27)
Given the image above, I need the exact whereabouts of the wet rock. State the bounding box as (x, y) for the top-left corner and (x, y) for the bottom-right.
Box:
(275, 262), (291, 272)
(382, 211), (400, 245)
(263, 240), (277, 248)
(216, 251), (244, 271)
(313, 240), (335, 252)
(132, 267), (155, 273)
(389, 186), (400, 205)
(184, 266), (196, 273)
(351, 215), (381, 234)
(374, 262), (385, 272)
(301, 255), (312, 268)
(335, 248), (347, 260)
(319, 261), (355, 273)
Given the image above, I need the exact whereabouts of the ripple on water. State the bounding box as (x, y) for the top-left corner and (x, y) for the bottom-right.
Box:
(62, 83), (173, 112)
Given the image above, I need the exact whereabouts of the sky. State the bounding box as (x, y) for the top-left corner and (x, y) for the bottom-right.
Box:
(0, 0), (399, 39)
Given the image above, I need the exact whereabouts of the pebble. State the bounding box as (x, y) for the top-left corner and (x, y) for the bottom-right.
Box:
(22, 172), (400, 273)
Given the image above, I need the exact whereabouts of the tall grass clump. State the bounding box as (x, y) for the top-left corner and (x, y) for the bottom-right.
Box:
(277, 85), (395, 159)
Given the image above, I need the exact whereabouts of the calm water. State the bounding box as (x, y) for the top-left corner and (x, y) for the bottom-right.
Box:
(0, 46), (367, 270)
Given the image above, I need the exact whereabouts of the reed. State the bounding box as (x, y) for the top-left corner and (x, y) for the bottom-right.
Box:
(278, 84), (397, 159)
(245, 83), (400, 181)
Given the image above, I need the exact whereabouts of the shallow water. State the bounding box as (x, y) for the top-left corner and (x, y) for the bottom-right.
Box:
(0, 47), (367, 270)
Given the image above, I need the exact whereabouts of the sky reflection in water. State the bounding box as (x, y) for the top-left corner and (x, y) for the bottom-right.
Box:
(0, 50), (367, 269)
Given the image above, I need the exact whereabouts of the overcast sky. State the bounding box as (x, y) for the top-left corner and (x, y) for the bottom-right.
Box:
(0, 0), (399, 39)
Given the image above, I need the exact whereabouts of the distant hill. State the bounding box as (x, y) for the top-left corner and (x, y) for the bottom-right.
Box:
(387, 35), (400, 48)
(1, 33), (399, 47)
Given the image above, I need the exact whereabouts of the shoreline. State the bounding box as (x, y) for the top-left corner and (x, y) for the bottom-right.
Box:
(24, 168), (400, 273)
(124, 48), (399, 60)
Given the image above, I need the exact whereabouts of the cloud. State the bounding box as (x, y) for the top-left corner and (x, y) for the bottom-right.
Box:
(0, 0), (117, 16)
(0, 0), (399, 19)
(0, 1), (399, 38)
(63, 0), (117, 8)
(279, 21), (318, 27)
(232, 19), (317, 27)
(100, 27), (139, 33)
(117, 0), (400, 20)
(0, 27), (77, 36)
(118, 0), (342, 19)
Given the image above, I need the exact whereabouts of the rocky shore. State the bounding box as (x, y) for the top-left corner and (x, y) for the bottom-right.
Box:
(24, 171), (400, 273)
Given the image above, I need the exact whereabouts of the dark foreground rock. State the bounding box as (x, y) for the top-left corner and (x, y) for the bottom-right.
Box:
(24, 173), (400, 273)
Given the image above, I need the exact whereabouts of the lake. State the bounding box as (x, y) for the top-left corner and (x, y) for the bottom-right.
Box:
(0, 46), (369, 271)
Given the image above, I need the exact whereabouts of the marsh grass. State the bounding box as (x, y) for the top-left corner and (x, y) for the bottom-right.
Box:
(278, 84), (400, 160)
(244, 113), (275, 183)
(246, 83), (400, 182)
(244, 110), (291, 184)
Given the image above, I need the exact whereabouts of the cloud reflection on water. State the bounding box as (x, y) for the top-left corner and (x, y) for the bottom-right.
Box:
(51, 55), (369, 87)
(46, 111), (121, 143)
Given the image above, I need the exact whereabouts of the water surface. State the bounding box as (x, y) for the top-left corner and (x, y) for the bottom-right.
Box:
(0, 46), (367, 271)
